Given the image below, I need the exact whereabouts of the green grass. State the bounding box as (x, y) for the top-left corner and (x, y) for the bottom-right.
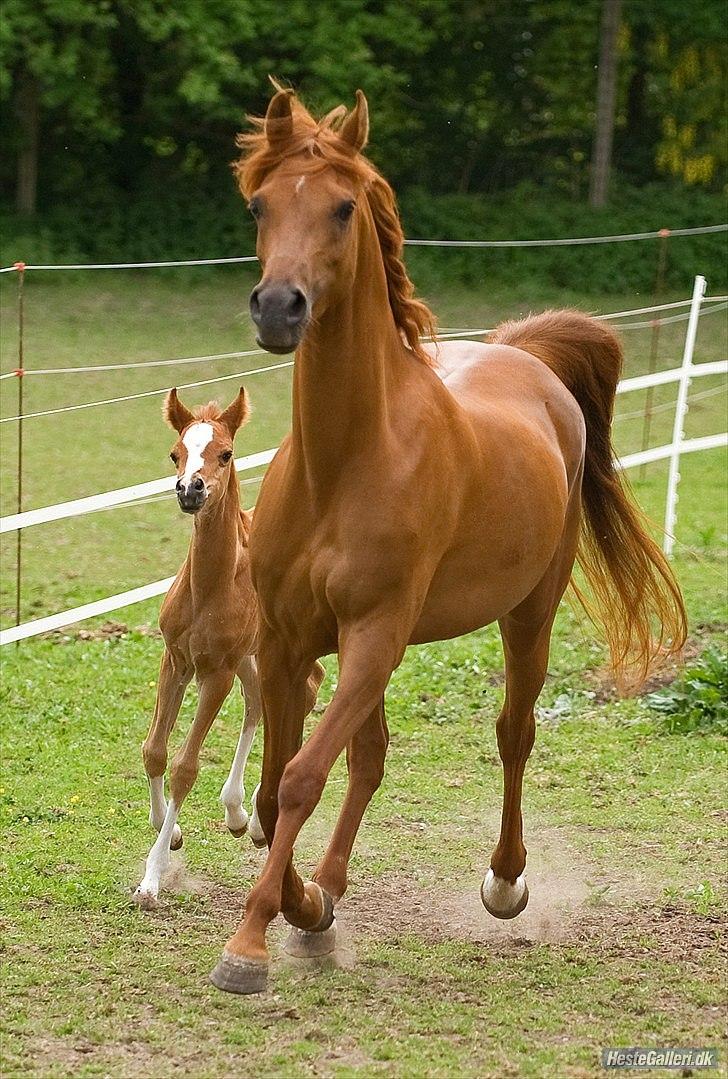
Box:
(0, 274), (726, 1076)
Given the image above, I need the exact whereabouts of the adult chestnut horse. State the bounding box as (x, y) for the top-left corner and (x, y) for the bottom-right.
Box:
(210, 89), (686, 994)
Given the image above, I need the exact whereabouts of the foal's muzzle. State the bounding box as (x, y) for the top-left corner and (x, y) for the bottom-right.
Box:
(176, 476), (206, 514)
(249, 282), (309, 354)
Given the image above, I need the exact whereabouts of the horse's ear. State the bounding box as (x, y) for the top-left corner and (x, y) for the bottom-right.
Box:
(265, 87), (294, 147)
(339, 89), (369, 152)
(219, 387), (250, 438)
(164, 388), (194, 433)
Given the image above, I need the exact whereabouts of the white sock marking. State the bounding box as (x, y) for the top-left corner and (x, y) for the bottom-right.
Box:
(136, 799), (179, 904)
(482, 868), (527, 913)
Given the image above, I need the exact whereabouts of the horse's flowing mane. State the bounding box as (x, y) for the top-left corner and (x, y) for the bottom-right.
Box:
(234, 91), (436, 364)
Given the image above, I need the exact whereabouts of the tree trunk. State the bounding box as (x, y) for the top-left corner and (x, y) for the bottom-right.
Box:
(15, 71), (39, 216)
(589, 0), (622, 208)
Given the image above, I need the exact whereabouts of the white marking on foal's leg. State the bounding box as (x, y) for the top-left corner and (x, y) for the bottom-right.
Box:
(248, 782), (266, 848)
(480, 868), (528, 919)
(148, 775), (182, 847)
(135, 799), (179, 910)
(220, 722), (257, 835)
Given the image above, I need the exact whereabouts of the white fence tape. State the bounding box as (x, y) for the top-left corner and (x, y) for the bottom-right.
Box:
(0, 448), (277, 535)
(2, 430), (725, 646)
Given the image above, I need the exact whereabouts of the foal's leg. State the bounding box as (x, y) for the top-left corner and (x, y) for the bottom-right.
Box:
(211, 620), (403, 993)
(134, 666), (236, 909)
(220, 656), (262, 838)
(141, 650), (192, 853)
(282, 700), (389, 958)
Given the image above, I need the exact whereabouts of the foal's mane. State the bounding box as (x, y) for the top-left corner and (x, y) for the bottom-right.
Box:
(234, 91), (436, 364)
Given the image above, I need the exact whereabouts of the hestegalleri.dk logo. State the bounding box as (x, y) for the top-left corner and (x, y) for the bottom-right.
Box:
(602, 1047), (718, 1070)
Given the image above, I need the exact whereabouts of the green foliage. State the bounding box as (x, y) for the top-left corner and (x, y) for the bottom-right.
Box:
(647, 647), (728, 735)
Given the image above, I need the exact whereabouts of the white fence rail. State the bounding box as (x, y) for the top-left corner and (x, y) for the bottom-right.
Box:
(1, 274), (726, 645)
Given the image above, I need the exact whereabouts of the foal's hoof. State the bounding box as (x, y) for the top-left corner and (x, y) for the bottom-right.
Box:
(480, 869), (529, 920)
(283, 918), (338, 958)
(170, 831), (183, 852)
(224, 806), (249, 838)
(209, 951), (268, 995)
(132, 887), (159, 912)
(249, 832), (267, 850)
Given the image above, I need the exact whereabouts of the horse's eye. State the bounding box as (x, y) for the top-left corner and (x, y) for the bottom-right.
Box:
(335, 200), (355, 223)
(170, 452), (178, 465)
(220, 450), (233, 464)
(248, 198), (262, 220)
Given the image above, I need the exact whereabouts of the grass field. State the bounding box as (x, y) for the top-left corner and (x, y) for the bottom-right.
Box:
(1, 271), (726, 1077)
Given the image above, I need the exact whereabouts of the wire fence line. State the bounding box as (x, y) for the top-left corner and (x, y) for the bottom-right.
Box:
(0, 222), (725, 275)
(2, 298), (726, 421)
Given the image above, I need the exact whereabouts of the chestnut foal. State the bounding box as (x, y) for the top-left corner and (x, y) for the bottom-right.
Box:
(209, 90), (686, 994)
(134, 386), (322, 909)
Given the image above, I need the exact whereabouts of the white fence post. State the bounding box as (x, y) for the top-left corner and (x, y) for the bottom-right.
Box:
(663, 274), (706, 556)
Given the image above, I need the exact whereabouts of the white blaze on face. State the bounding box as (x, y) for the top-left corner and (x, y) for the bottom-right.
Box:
(181, 422), (213, 489)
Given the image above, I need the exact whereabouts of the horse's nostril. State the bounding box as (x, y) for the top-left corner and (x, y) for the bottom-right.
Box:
(249, 288), (261, 323)
(191, 477), (205, 492)
(287, 288), (307, 324)
(175, 479), (184, 492)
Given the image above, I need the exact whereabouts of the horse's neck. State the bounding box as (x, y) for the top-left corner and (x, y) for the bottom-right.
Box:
(292, 209), (407, 493)
(189, 468), (244, 596)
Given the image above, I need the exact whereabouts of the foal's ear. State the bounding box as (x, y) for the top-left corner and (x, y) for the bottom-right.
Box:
(163, 388), (194, 433)
(219, 387), (250, 439)
(339, 90), (369, 152)
(265, 87), (294, 147)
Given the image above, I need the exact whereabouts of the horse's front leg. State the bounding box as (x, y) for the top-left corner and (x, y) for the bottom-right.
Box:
(220, 656), (262, 839)
(135, 665), (236, 909)
(136, 650), (191, 893)
(210, 618), (404, 994)
(282, 698), (389, 958)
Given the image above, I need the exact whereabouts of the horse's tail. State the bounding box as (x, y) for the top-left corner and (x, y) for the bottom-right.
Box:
(490, 309), (687, 689)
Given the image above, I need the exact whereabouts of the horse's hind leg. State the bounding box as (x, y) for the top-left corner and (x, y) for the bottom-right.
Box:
(220, 656), (262, 839)
(482, 518), (579, 919)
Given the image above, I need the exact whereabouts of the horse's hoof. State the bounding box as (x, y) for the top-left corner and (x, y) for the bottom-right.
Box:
(249, 831), (267, 849)
(283, 917), (338, 958)
(132, 887), (159, 911)
(168, 823), (183, 851)
(480, 869), (529, 920)
(227, 823), (248, 839)
(209, 951), (268, 995)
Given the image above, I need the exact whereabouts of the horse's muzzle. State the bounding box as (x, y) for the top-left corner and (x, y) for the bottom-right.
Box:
(249, 282), (309, 354)
(176, 477), (206, 514)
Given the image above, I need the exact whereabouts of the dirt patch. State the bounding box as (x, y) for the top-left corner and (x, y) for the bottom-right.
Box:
(45, 620), (161, 642)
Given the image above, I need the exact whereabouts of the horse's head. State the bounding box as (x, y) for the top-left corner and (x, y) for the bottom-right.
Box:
(163, 387), (249, 514)
(238, 88), (370, 355)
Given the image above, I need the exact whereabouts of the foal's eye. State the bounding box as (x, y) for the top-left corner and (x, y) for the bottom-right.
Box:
(220, 450), (233, 464)
(335, 200), (356, 223)
(170, 452), (179, 465)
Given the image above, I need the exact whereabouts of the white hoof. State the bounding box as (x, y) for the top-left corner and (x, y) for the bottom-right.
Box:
(224, 804), (250, 837)
(133, 886), (159, 911)
(480, 869), (529, 920)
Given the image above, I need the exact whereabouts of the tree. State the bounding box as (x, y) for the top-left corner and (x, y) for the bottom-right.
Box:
(589, 0), (622, 207)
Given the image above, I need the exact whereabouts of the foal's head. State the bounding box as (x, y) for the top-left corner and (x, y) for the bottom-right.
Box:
(163, 388), (249, 515)
(235, 87), (435, 361)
